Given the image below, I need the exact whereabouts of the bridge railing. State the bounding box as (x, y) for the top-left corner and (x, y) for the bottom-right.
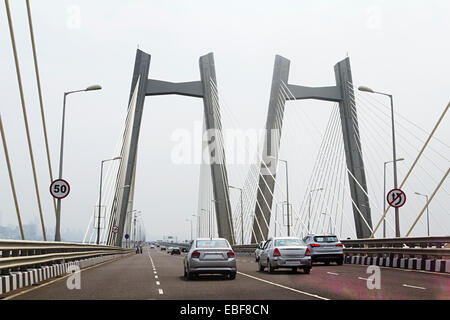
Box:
(341, 236), (450, 259)
(232, 236), (450, 259)
(0, 239), (133, 272)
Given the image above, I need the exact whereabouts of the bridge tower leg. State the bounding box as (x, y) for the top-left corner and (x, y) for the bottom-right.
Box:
(199, 54), (235, 244)
(334, 58), (372, 238)
(251, 56), (290, 244)
(251, 56), (372, 242)
(115, 50), (150, 247)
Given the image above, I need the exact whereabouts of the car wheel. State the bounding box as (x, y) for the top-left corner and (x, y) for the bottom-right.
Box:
(324, 261), (330, 265)
(229, 272), (236, 280)
(258, 260), (265, 272)
(303, 267), (311, 274)
(187, 272), (195, 280)
(337, 258), (343, 265)
(184, 266), (187, 278)
(268, 259), (275, 273)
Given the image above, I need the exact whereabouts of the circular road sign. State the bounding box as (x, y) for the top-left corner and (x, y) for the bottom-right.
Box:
(125, 234), (129, 239)
(50, 179), (70, 199)
(387, 188), (406, 208)
(112, 226), (119, 233)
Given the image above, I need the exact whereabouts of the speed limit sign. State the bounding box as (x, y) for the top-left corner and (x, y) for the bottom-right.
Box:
(50, 179), (70, 199)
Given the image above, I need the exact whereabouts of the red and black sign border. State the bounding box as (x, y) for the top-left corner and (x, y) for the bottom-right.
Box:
(387, 188), (406, 208)
(49, 179), (71, 199)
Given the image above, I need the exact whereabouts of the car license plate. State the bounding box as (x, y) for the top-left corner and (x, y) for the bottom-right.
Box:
(287, 260), (300, 265)
(205, 254), (223, 260)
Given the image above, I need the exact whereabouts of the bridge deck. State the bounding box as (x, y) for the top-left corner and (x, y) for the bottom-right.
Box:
(6, 248), (449, 300)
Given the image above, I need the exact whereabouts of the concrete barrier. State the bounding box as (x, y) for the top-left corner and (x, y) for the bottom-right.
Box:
(0, 275), (10, 294)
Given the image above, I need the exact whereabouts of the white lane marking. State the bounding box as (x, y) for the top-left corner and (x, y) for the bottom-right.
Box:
(237, 271), (329, 300)
(156, 281), (160, 285)
(155, 275), (158, 279)
(358, 277), (369, 281)
(158, 289), (164, 295)
(327, 272), (339, 276)
(403, 284), (426, 290)
(345, 263), (450, 276)
(153, 271), (157, 274)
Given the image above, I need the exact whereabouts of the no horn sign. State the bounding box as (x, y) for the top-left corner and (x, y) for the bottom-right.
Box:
(387, 188), (406, 208)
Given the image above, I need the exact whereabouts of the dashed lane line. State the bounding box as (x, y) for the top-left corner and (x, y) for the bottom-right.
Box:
(402, 284), (426, 290)
(237, 271), (330, 300)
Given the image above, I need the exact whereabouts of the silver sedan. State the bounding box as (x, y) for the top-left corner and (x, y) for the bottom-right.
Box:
(183, 238), (237, 280)
(258, 237), (311, 274)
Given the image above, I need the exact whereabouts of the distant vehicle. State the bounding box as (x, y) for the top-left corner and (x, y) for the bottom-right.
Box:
(254, 240), (266, 262)
(150, 245), (155, 249)
(160, 246), (166, 251)
(171, 247), (181, 255)
(258, 237), (311, 274)
(181, 247), (188, 253)
(303, 234), (344, 265)
(184, 238), (236, 280)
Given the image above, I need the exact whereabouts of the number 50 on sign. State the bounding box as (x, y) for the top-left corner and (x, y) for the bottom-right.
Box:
(50, 179), (70, 199)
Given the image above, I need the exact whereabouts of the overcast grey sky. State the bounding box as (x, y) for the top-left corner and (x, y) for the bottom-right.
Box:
(1, 0), (449, 242)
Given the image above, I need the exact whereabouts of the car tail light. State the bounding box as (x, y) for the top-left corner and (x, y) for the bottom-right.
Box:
(273, 248), (281, 257)
(336, 243), (343, 247)
(191, 250), (200, 258)
(227, 250), (235, 258)
(305, 248), (311, 256)
(310, 243), (320, 247)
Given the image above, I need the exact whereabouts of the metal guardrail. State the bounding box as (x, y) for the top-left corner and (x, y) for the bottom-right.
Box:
(341, 236), (449, 248)
(232, 236), (450, 258)
(0, 239), (133, 271)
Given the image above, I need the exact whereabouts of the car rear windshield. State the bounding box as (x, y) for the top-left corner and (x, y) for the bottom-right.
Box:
(274, 239), (304, 247)
(314, 236), (339, 243)
(196, 240), (229, 248)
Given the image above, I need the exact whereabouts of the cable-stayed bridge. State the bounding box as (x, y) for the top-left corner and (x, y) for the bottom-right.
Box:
(1, 49), (449, 300)
(79, 50), (449, 248)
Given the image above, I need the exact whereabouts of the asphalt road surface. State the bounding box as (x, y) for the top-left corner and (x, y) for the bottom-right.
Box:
(5, 247), (449, 300)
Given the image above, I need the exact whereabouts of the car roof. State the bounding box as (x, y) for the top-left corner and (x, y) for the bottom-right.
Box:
(308, 234), (338, 237)
(268, 236), (302, 240)
(194, 238), (229, 241)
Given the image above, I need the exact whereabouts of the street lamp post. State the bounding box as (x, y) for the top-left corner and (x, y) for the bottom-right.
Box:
(383, 158), (404, 238)
(186, 218), (193, 241)
(192, 214), (197, 240)
(321, 212), (333, 234)
(269, 156), (290, 236)
(275, 200), (287, 237)
(414, 192), (430, 236)
(97, 156), (121, 244)
(308, 188), (323, 233)
(359, 86), (401, 237)
(201, 208), (210, 238)
(55, 84), (102, 241)
(131, 210), (141, 247)
(229, 186), (244, 244)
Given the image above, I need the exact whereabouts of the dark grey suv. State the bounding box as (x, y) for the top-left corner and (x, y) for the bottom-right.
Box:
(303, 234), (344, 265)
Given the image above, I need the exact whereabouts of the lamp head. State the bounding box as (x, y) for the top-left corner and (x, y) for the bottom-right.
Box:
(358, 86), (374, 93)
(85, 84), (102, 91)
